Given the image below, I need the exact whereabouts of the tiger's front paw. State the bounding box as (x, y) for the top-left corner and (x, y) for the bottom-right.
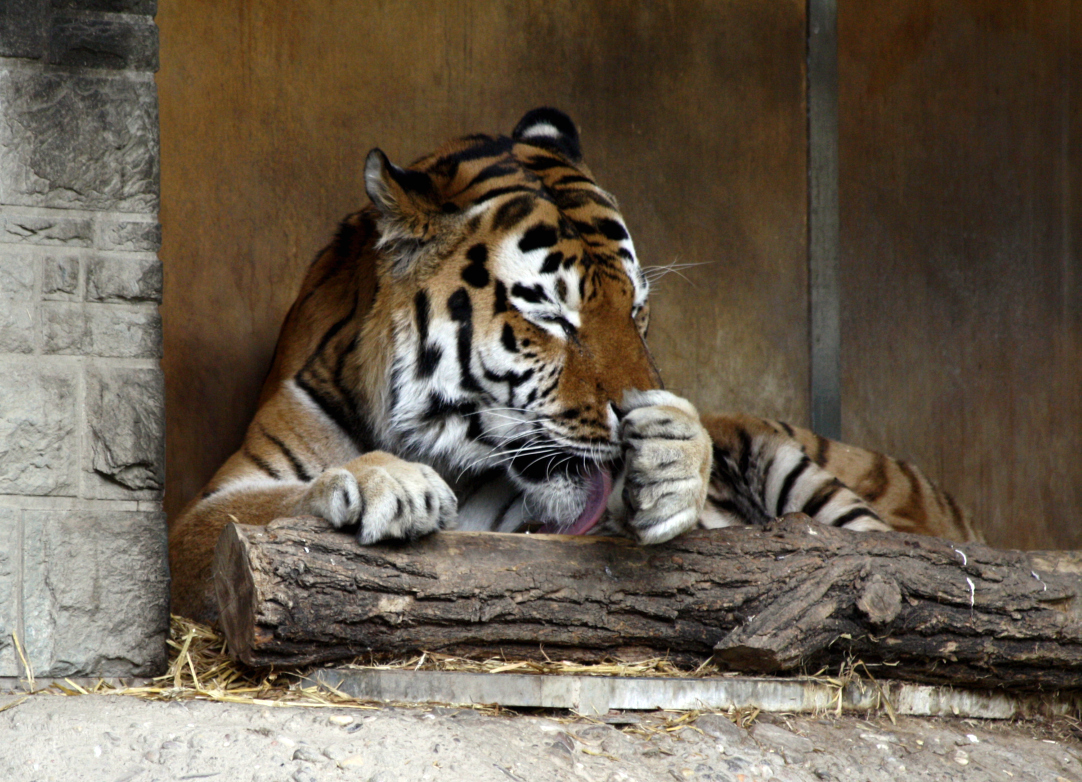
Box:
(298, 452), (458, 543)
(610, 390), (712, 545)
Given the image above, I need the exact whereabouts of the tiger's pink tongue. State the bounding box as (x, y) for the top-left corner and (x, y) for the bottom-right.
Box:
(538, 466), (612, 535)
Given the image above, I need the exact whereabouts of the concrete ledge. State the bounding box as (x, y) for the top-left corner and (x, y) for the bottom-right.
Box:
(311, 668), (1082, 720)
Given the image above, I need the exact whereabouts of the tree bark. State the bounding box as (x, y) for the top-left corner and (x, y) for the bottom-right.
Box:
(214, 514), (1082, 690)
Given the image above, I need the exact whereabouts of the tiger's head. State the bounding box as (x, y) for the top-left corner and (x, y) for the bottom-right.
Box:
(358, 108), (660, 533)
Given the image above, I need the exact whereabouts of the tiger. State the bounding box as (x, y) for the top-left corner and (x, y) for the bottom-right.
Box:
(169, 108), (980, 623)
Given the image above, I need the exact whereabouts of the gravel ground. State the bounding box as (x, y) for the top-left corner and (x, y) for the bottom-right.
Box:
(1, 692), (1080, 782)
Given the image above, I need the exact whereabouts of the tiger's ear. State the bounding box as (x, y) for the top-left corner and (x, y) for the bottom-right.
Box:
(364, 148), (440, 221)
(512, 107), (582, 163)
(364, 148), (441, 276)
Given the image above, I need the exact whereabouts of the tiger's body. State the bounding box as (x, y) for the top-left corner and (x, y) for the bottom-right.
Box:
(169, 109), (979, 623)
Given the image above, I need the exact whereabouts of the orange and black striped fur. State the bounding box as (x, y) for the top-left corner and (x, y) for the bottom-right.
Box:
(169, 109), (978, 623)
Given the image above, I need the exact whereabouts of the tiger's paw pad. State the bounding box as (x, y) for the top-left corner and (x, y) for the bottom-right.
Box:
(612, 390), (712, 545)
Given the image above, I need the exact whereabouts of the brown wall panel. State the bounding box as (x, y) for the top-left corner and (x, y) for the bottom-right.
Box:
(157, 1), (809, 520)
(839, 1), (1082, 549)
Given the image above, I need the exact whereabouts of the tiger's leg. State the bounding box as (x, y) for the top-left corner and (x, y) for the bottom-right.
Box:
(700, 414), (890, 532)
(605, 390), (713, 544)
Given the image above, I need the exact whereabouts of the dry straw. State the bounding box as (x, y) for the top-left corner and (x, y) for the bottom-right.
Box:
(24, 615), (728, 712)
(6, 615), (884, 733)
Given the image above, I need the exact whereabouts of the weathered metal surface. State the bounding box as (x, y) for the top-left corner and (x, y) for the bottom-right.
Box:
(311, 668), (1082, 720)
(838, 1), (1082, 550)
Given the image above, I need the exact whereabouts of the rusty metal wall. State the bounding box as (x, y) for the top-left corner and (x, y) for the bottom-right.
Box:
(156, 1), (810, 521)
(838, 1), (1082, 549)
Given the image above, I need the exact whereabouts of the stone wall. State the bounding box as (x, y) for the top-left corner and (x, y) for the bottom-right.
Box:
(0, 0), (167, 678)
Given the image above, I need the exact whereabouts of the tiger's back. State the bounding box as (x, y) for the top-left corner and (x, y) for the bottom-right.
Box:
(701, 414), (980, 543)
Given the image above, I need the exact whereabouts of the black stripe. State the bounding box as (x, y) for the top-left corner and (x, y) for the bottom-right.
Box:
(501, 323), (517, 353)
(581, 190), (618, 209)
(417, 344), (442, 379)
(708, 497), (744, 517)
(778, 420), (796, 438)
(294, 373), (376, 454)
(493, 280), (509, 314)
(489, 193), (536, 229)
(482, 359), (534, 393)
(542, 315), (577, 339)
(243, 447), (281, 480)
(737, 429), (753, 479)
(463, 162), (519, 190)
(775, 456), (811, 515)
(558, 215), (579, 240)
(422, 395), (481, 438)
(415, 286), (443, 375)
(540, 252), (564, 274)
(831, 507), (881, 528)
(594, 217), (629, 241)
(813, 434), (831, 466)
(554, 173), (595, 187)
(415, 290), (431, 340)
(525, 155), (571, 171)
(332, 332), (361, 407)
(430, 135), (513, 183)
(511, 283), (548, 304)
(710, 444), (771, 526)
(307, 300), (358, 365)
(571, 218), (598, 236)
(801, 480), (843, 518)
(519, 224), (558, 253)
(449, 135), (513, 163)
(462, 243), (490, 288)
(448, 288), (482, 393)
(861, 451), (889, 500)
(261, 429), (313, 482)
(293, 300), (376, 453)
(536, 372), (561, 400)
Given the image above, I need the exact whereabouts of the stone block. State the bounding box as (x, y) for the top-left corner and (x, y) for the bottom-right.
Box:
(84, 364), (165, 499)
(0, 510), (19, 677)
(0, 306), (36, 353)
(0, 252), (36, 299)
(20, 509), (169, 677)
(0, 363), (78, 495)
(0, 212), (93, 247)
(98, 220), (162, 252)
(42, 253), (80, 298)
(0, 69), (158, 212)
(42, 302), (161, 358)
(47, 13), (158, 71)
(0, 0), (48, 60)
(0, 252), (37, 352)
(86, 254), (161, 303)
(53, 0), (156, 14)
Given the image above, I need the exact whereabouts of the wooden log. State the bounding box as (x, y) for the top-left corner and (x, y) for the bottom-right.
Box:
(213, 514), (1082, 690)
